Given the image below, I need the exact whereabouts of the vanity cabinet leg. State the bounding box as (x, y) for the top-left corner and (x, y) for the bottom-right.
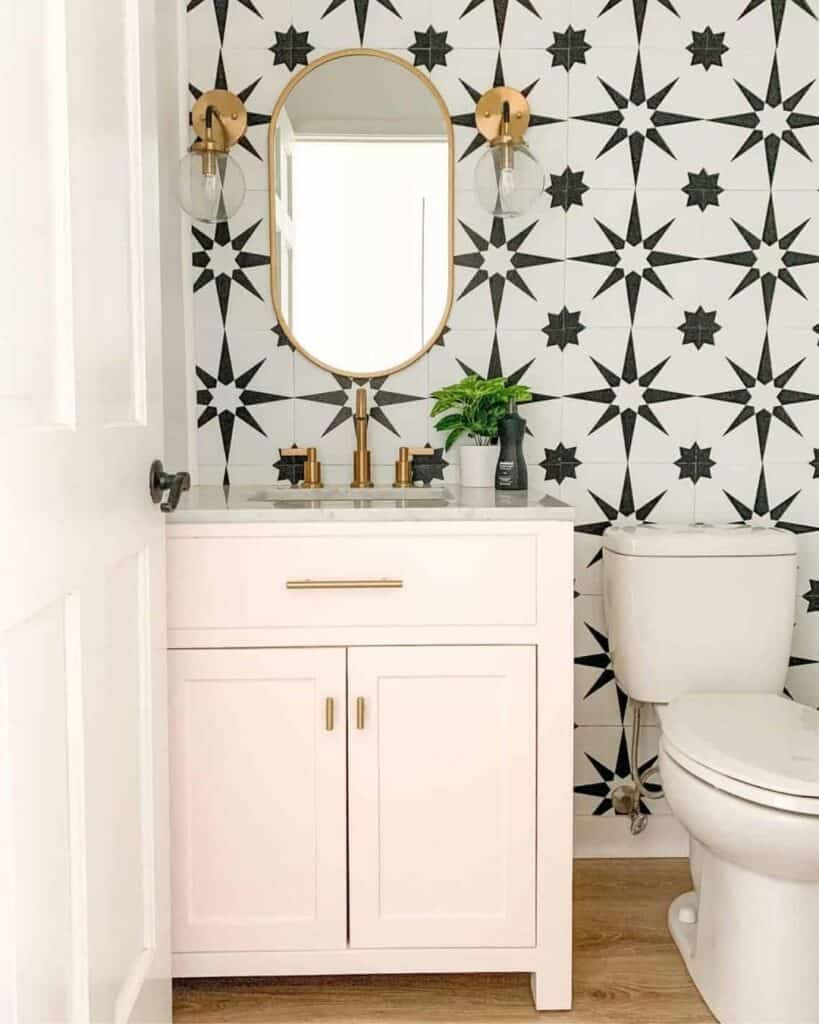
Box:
(530, 970), (572, 1012)
(529, 972), (544, 1011)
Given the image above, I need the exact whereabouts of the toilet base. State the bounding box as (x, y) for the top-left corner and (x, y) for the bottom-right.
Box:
(660, 744), (819, 1024)
(667, 892), (710, 1013)
(667, 890), (697, 962)
(667, 852), (819, 1024)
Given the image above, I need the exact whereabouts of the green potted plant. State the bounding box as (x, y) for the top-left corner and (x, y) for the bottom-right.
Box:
(431, 375), (532, 487)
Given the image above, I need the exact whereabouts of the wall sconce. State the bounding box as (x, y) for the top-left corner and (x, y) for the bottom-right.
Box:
(177, 89), (248, 223)
(474, 87), (544, 219)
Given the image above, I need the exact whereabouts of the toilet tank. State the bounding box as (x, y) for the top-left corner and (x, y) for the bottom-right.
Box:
(603, 525), (797, 704)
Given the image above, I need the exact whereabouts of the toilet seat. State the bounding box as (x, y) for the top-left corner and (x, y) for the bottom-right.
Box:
(661, 737), (819, 815)
(661, 693), (819, 816)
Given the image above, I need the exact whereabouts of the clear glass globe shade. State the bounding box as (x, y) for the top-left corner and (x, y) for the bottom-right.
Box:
(474, 142), (544, 218)
(176, 150), (246, 223)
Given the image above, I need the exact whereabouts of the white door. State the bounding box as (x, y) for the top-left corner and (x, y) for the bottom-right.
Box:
(348, 646), (537, 949)
(169, 648), (347, 953)
(2, 1), (171, 1022)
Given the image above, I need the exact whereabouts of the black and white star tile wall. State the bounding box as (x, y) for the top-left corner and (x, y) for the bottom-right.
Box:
(185, 0), (819, 838)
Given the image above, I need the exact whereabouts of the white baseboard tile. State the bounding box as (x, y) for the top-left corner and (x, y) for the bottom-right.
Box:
(574, 814), (689, 858)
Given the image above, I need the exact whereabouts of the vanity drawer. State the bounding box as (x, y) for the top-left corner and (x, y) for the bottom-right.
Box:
(167, 533), (538, 632)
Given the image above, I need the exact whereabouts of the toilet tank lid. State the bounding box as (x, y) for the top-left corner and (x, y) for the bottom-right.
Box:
(602, 524), (797, 557)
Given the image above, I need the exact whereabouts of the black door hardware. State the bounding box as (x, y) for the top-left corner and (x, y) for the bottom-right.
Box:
(149, 460), (191, 513)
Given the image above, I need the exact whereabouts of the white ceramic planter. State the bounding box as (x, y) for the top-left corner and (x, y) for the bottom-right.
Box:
(459, 444), (497, 488)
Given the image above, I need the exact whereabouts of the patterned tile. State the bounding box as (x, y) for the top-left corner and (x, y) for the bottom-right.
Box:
(191, 192), (273, 332)
(433, 0), (572, 50)
(567, 45), (700, 190)
(694, 460), (819, 530)
(700, 329), (819, 465)
(195, 326), (294, 484)
(560, 461), (695, 594)
(702, 191), (819, 333)
(574, 594), (628, 726)
(294, 0), (429, 49)
(187, 47), (289, 191)
(451, 192), (568, 331)
(574, 724), (669, 817)
(562, 326), (702, 463)
(565, 188), (704, 329)
(183, 0), (819, 849)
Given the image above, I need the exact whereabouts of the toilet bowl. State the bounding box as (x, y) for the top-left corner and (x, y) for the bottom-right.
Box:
(658, 694), (819, 1024)
(601, 524), (818, 1024)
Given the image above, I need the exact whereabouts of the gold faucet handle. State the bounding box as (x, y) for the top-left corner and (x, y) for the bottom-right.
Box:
(393, 446), (429, 488)
(302, 446), (323, 488)
(393, 447), (412, 488)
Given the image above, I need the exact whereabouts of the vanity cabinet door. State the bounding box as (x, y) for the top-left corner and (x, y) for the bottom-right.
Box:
(348, 646), (536, 949)
(169, 648), (347, 952)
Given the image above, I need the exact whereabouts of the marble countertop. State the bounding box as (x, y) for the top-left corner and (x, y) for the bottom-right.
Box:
(167, 484), (574, 524)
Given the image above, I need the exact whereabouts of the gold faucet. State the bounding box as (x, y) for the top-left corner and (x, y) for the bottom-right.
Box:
(351, 388), (374, 488)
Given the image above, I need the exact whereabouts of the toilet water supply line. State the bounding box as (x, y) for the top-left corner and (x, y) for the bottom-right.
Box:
(617, 701), (665, 835)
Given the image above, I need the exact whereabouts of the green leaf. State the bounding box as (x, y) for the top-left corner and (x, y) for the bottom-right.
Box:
(433, 413), (463, 432)
(444, 426), (465, 451)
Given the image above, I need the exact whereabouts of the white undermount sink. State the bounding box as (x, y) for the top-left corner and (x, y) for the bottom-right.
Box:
(247, 486), (452, 506)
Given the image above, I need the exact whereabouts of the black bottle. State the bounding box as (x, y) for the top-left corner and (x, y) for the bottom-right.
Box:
(495, 398), (528, 491)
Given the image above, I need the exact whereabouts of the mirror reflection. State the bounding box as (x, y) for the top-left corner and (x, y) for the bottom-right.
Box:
(270, 52), (452, 377)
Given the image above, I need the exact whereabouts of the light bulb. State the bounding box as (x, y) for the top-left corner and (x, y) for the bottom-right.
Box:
(203, 172), (219, 201)
(176, 150), (246, 223)
(499, 166), (516, 200)
(475, 142), (545, 219)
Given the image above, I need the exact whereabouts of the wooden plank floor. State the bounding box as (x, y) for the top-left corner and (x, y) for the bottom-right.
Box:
(173, 859), (715, 1023)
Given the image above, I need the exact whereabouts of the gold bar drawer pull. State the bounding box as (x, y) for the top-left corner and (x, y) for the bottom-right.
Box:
(325, 697), (334, 732)
(356, 697), (365, 730)
(286, 578), (403, 590)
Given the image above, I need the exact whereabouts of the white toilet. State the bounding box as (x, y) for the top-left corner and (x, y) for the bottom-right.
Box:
(603, 524), (819, 1024)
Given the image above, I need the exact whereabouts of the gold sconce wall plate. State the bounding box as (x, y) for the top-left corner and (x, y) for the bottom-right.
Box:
(475, 86), (530, 144)
(191, 89), (248, 151)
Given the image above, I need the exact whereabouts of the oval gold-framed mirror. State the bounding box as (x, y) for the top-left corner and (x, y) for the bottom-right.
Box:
(268, 49), (454, 379)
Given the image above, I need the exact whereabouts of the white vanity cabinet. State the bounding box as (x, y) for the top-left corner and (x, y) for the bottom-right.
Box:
(169, 647), (348, 953)
(347, 645), (536, 950)
(166, 496), (574, 1011)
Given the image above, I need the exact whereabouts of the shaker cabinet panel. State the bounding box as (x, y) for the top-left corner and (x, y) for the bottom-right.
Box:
(347, 646), (537, 949)
(169, 648), (347, 952)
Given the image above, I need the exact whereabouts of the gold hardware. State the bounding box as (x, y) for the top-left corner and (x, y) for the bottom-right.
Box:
(286, 578), (403, 590)
(393, 446), (413, 488)
(186, 90), (248, 207)
(474, 86), (530, 145)
(279, 446), (308, 457)
(394, 446), (438, 487)
(351, 388), (374, 488)
(302, 447), (323, 488)
(356, 697), (365, 730)
(191, 89), (248, 156)
(268, 49), (455, 379)
(325, 697), (334, 731)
